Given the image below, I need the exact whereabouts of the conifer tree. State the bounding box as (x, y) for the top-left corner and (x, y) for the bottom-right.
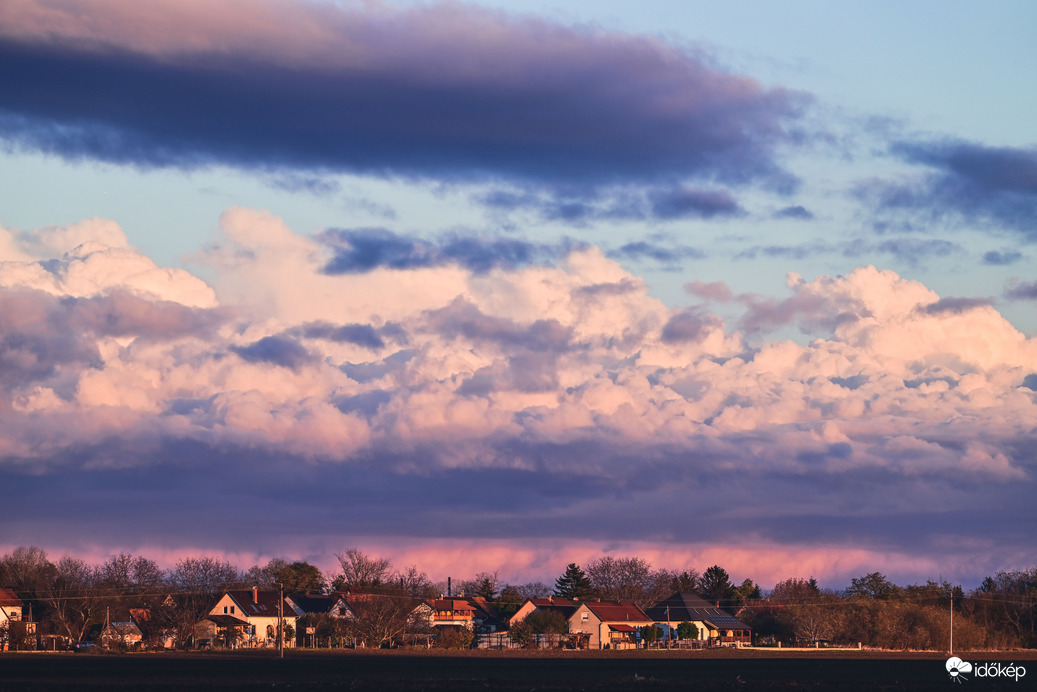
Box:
(553, 563), (592, 600)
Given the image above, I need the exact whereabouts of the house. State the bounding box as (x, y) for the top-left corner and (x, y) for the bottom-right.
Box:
(645, 592), (752, 646)
(99, 621), (144, 650)
(508, 596), (577, 629)
(134, 594), (214, 649)
(0, 588), (23, 626)
(419, 596), (502, 634)
(288, 592), (352, 647)
(288, 592), (351, 619)
(0, 588), (26, 650)
(567, 600), (653, 650)
(208, 587), (297, 648)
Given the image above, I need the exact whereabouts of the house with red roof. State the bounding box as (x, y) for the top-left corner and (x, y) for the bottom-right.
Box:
(508, 596), (577, 629)
(421, 596), (501, 633)
(567, 600), (652, 649)
(0, 588), (25, 650)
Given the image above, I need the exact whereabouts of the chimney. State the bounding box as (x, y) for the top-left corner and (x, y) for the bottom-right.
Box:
(447, 577), (452, 598)
(253, 586), (259, 604)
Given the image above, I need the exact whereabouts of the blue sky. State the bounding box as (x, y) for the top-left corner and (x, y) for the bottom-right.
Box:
(0, 0), (1035, 589)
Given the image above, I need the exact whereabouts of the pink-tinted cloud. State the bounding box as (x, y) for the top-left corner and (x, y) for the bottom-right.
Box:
(1, 210), (1035, 588)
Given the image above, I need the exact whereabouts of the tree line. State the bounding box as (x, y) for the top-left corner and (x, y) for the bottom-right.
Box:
(2, 546), (1034, 650)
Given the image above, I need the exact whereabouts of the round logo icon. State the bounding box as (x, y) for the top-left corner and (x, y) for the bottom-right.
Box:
(946, 657), (973, 680)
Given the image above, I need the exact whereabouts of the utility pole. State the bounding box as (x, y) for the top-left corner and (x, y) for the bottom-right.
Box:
(949, 592), (954, 655)
(279, 582), (284, 659)
(666, 605), (671, 649)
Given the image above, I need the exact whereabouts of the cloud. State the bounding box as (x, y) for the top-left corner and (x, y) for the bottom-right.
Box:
(733, 237), (960, 266)
(0, 0), (808, 190)
(317, 227), (563, 275)
(773, 205), (815, 220)
(609, 241), (705, 265)
(1004, 279), (1037, 301)
(649, 186), (745, 220)
(983, 250), (1023, 266)
(919, 296), (996, 315)
(858, 139), (1037, 239)
(476, 185), (745, 226)
(2, 210), (1036, 588)
(298, 322), (391, 350)
(660, 310), (724, 343)
(684, 280), (734, 302)
(231, 335), (313, 370)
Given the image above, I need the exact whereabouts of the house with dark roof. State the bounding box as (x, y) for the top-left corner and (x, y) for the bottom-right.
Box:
(567, 600), (652, 649)
(287, 592), (353, 647)
(99, 621), (144, 650)
(288, 592), (351, 618)
(645, 592), (752, 646)
(208, 587), (297, 648)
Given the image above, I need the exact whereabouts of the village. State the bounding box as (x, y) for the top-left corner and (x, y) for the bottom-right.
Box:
(2, 548), (1034, 654)
(0, 584), (750, 652)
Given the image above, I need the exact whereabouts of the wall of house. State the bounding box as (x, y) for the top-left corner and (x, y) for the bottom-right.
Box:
(567, 605), (602, 649)
(0, 605), (22, 625)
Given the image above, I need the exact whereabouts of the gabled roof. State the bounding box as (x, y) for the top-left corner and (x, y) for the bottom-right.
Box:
(427, 598), (477, 612)
(288, 592), (345, 615)
(224, 590), (294, 618)
(645, 592), (752, 631)
(578, 600), (651, 623)
(0, 588), (23, 607)
(467, 596), (499, 621)
(104, 621), (143, 637)
(512, 596), (578, 623)
(208, 614), (250, 627)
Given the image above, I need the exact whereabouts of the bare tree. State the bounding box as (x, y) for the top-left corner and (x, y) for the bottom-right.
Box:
(341, 593), (421, 647)
(516, 581), (551, 599)
(41, 556), (104, 643)
(159, 556), (242, 649)
(0, 545), (56, 599)
(97, 553), (164, 594)
(772, 577), (840, 645)
(460, 571), (500, 600)
(389, 565), (436, 598)
(333, 549), (393, 591)
(586, 556), (657, 607)
(245, 558), (327, 593)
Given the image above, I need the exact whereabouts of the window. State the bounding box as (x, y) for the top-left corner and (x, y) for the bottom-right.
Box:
(223, 606), (228, 614)
(581, 612), (589, 621)
(230, 606), (235, 614)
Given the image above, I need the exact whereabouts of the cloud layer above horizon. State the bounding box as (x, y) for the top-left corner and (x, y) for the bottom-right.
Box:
(1, 210), (1035, 587)
(1, 0), (1035, 590)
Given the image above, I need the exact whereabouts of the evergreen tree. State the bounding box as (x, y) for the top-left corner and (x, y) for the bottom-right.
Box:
(699, 565), (735, 605)
(553, 563), (592, 600)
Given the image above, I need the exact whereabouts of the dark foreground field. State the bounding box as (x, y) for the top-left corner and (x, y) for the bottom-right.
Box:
(2, 649), (1035, 692)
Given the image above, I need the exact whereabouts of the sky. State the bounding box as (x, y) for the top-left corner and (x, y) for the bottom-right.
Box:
(0, 0), (1035, 592)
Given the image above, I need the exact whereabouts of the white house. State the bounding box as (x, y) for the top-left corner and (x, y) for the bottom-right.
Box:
(208, 587), (297, 648)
